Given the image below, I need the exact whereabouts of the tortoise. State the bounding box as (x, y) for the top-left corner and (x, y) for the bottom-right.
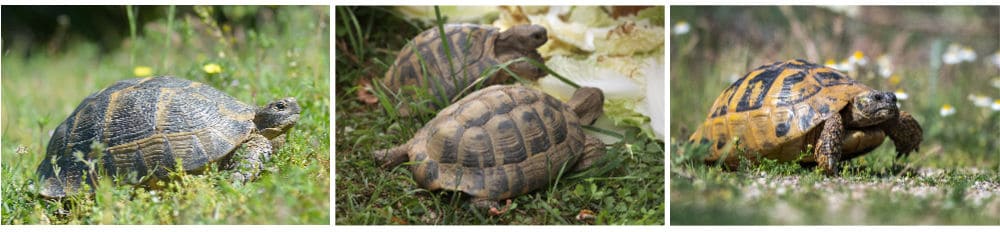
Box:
(381, 24), (549, 116)
(375, 85), (605, 213)
(34, 76), (301, 198)
(688, 59), (923, 175)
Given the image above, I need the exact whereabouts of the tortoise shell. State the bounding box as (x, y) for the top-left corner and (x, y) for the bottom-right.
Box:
(689, 59), (875, 163)
(381, 24), (547, 115)
(35, 76), (258, 197)
(396, 85), (588, 200)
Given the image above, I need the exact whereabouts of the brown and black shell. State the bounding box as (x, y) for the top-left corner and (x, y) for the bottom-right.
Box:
(403, 85), (586, 200)
(688, 59), (875, 163)
(35, 76), (257, 198)
(382, 24), (508, 108)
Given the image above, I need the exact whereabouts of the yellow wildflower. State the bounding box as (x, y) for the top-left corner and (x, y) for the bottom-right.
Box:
(203, 63), (222, 74)
(824, 59), (837, 68)
(893, 89), (908, 100)
(888, 74), (902, 86)
(133, 66), (152, 77)
(940, 104), (955, 117)
(849, 50), (867, 66)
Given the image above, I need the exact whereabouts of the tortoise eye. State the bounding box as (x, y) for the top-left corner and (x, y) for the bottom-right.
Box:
(275, 102), (287, 110)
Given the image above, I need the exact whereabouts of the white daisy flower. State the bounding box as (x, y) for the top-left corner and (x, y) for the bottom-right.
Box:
(894, 89), (909, 100)
(958, 46), (977, 62)
(969, 94), (992, 108)
(877, 55), (893, 78)
(990, 51), (1000, 69)
(940, 104), (956, 117)
(849, 51), (867, 66)
(943, 44), (962, 64)
(673, 21), (690, 35)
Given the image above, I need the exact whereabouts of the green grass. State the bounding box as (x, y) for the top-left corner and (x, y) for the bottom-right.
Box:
(670, 6), (999, 225)
(1, 6), (330, 224)
(334, 6), (664, 225)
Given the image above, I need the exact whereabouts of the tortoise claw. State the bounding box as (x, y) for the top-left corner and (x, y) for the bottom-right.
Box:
(488, 199), (512, 216)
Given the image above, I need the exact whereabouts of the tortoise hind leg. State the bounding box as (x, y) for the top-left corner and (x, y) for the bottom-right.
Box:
(814, 113), (845, 176)
(373, 144), (410, 169)
(879, 111), (923, 158)
(227, 134), (273, 184)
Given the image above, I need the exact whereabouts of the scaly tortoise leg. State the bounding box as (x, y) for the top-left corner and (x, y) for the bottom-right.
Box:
(373, 144), (410, 169)
(879, 111), (923, 158)
(572, 135), (606, 172)
(814, 113), (845, 176)
(228, 134), (273, 184)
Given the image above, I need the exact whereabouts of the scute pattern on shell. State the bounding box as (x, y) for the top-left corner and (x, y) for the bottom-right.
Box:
(406, 85), (586, 200)
(36, 76), (257, 197)
(689, 59), (875, 162)
(382, 24), (500, 106)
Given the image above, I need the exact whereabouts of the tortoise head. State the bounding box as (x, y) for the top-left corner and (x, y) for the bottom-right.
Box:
(847, 90), (899, 127)
(255, 97), (301, 139)
(496, 24), (548, 51)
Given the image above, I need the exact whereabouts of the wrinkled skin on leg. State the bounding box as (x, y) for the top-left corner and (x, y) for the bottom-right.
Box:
(226, 134), (272, 184)
(880, 111), (922, 158)
(815, 112), (845, 175)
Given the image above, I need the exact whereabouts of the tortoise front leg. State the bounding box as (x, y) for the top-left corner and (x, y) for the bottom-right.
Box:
(494, 51), (545, 84)
(815, 113), (845, 176)
(879, 111), (923, 158)
(227, 133), (273, 184)
(572, 135), (606, 172)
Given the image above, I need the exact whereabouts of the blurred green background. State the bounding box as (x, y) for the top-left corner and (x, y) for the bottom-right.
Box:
(2, 6), (330, 224)
(670, 6), (999, 225)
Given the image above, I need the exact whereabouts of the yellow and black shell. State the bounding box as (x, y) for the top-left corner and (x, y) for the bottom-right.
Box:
(689, 59), (874, 164)
(402, 85), (586, 200)
(35, 76), (258, 198)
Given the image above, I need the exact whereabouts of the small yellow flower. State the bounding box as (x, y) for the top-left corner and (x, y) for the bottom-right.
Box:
(992, 99), (1000, 111)
(888, 74), (902, 86)
(824, 59), (837, 68)
(133, 66), (153, 77)
(849, 50), (867, 66)
(894, 89), (908, 100)
(203, 63), (222, 74)
(940, 104), (955, 117)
